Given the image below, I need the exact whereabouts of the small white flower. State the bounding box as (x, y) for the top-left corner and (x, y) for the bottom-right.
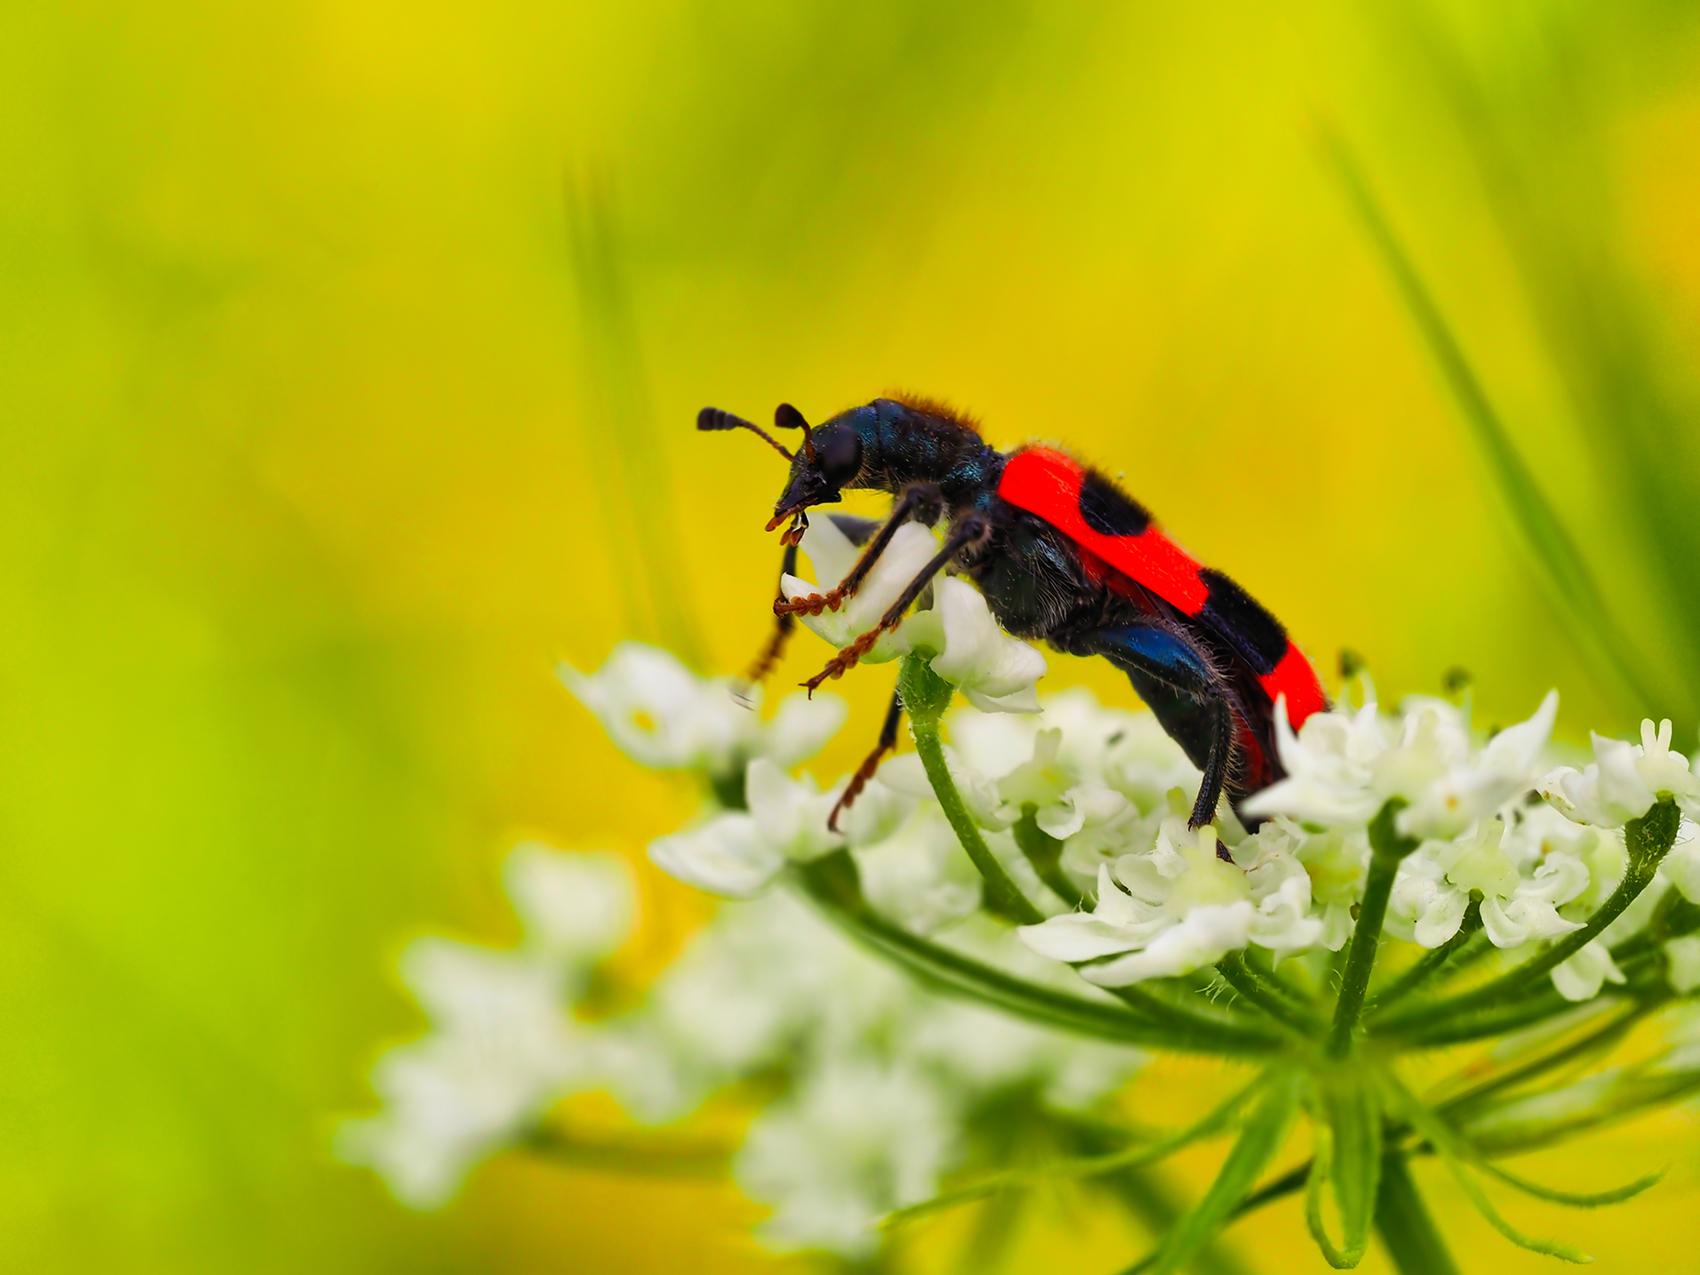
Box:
(1541, 719), (1700, 829)
(734, 1057), (958, 1259)
(1386, 819), (1588, 951)
(1550, 939), (1626, 1002)
(1397, 692), (1558, 839)
(648, 813), (780, 898)
(1244, 692), (1558, 840)
(918, 578), (1047, 713)
(604, 891), (900, 1123)
(335, 939), (599, 1207)
(1240, 696), (1390, 827)
(782, 520), (1046, 714)
(560, 641), (846, 780)
(782, 519), (943, 663)
(946, 688), (1183, 794)
(1019, 821), (1258, 984)
(853, 804), (983, 935)
(647, 759), (845, 898)
(1233, 822), (1329, 958)
(878, 748), (1010, 829)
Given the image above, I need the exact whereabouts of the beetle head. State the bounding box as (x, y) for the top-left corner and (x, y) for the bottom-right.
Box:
(766, 404), (863, 542)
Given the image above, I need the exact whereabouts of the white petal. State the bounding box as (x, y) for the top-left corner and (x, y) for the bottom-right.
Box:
(763, 693), (849, 768)
(927, 578), (1046, 705)
(1017, 911), (1148, 963)
(1666, 935), (1700, 994)
(796, 514), (861, 590)
(746, 758), (845, 862)
(1077, 902), (1255, 985)
(1479, 894), (1527, 949)
(853, 805), (982, 935)
(1550, 941), (1625, 1003)
(1665, 832), (1700, 904)
(503, 844), (635, 964)
(840, 777), (918, 849)
(560, 642), (752, 773)
(648, 814), (783, 897)
(962, 683), (1043, 714)
(1413, 883), (1470, 950)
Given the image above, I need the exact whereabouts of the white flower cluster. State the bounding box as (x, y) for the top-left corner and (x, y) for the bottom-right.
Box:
(1015, 681), (1700, 1003)
(335, 844), (634, 1207)
(350, 627), (1700, 1260)
(649, 684), (1207, 935)
(605, 892), (1142, 1257)
(339, 841), (1141, 1255)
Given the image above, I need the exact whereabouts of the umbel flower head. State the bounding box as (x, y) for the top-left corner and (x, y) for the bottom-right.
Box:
(346, 640), (1700, 1274)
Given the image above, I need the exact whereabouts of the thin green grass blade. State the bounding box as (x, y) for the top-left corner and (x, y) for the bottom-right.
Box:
(1318, 125), (1656, 714)
(1480, 1161), (1664, 1209)
(1148, 1071), (1303, 1275)
(564, 173), (704, 669)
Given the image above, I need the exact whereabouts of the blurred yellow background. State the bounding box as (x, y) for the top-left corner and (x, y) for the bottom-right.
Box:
(4, 0), (1700, 1270)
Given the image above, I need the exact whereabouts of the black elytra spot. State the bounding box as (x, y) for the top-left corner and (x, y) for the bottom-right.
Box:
(1078, 470), (1151, 537)
(1199, 568), (1289, 675)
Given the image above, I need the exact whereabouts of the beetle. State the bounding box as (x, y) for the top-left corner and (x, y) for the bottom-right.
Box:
(699, 396), (1328, 843)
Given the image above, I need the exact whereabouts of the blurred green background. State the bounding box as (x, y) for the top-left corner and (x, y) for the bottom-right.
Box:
(4, 0), (1700, 1270)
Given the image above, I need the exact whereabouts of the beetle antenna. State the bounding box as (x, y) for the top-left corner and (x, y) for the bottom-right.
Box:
(697, 407), (793, 461)
(773, 403), (816, 463)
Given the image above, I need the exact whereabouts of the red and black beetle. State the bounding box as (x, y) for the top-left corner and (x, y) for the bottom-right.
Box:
(700, 396), (1327, 841)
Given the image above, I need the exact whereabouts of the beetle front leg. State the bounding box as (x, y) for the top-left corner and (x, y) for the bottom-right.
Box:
(775, 483), (944, 618)
(802, 514), (990, 694)
(742, 516), (882, 687)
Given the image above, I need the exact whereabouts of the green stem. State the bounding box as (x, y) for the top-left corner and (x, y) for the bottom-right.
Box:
(1216, 952), (1323, 1034)
(1376, 798), (1682, 1035)
(794, 853), (1280, 1053)
(1373, 1154), (1462, 1275)
(1329, 801), (1417, 1056)
(1366, 899), (1483, 1014)
(909, 706), (1044, 925)
(1013, 807), (1084, 908)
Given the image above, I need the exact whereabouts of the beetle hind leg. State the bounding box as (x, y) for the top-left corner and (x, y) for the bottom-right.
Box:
(1076, 623), (1242, 847)
(827, 684), (903, 833)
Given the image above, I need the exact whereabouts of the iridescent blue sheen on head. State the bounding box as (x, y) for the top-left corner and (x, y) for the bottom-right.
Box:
(771, 396), (1000, 520)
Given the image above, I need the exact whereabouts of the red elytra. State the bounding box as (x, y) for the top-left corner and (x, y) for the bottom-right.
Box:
(997, 446), (1326, 731)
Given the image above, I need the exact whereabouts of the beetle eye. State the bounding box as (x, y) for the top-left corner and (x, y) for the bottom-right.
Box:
(818, 426), (862, 487)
